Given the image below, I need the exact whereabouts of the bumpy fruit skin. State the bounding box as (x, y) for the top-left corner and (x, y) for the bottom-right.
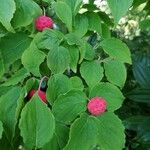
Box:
(35, 16), (53, 31)
(28, 90), (47, 103)
(87, 97), (107, 116)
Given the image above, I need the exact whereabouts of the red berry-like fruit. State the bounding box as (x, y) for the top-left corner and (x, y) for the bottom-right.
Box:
(28, 90), (36, 99)
(28, 89), (47, 103)
(35, 16), (53, 31)
(87, 97), (107, 116)
(37, 90), (47, 103)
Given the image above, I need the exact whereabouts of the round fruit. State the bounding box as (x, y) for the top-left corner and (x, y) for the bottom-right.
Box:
(87, 97), (107, 116)
(35, 16), (53, 31)
(28, 89), (47, 103)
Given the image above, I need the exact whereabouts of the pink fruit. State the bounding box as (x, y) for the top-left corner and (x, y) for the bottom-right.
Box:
(87, 97), (107, 116)
(37, 90), (47, 103)
(35, 16), (53, 31)
(28, 89), (47, 103)
(28, 90), (36, 99)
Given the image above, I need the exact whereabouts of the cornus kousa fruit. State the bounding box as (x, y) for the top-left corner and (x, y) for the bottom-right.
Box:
(87, 97), (107, 116)
(28, 89), (47, 103)
(35, 16), (53, 31)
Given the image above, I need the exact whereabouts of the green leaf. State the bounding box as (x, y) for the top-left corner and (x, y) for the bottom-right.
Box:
(68, 46), (79, 73)
(15, 88), (26, 121)
(70, 76), (84, 91)
(12, 0), (42, 28)
(98, 11), (114, 27)
(35, 29), (64, 50)
(64, 114), (99, 150)
(65, 33), (82, 45)
(11, 59), (22, 73)
(80, 61), (104, 88)
(0, 0), (16, 32)
(0, 87), (21, 141)
(84, 43), (95, 61)
(0, 33), (32, 70)
(0, 86), (13, 97)
(101, 23), (111, 39)
(1, 68), (29, 86)
(104, 60), (127, 88)
(140, 19), (150, 30)
(47, 46), (70, 74)
(53, 2), (72, 32)
(90, 82), (124, 111)
(43, 122), (69, 150)
(52, 90), (87, 124)
(0, 51), (4, 79)
(107, 0), (133, 23)
(46, 74), (72, 104)
(86, 12), (102, 35)
(97, 112), (125, 150)
(0, 133), (12, 150)
(22, 42), (45, 77)
(19, 94), (55, 149)
(0, 121), (3, 139)
(65, 113), (125, 150)
(100, 38), (132, 64)
(74, 14), (89, 37)
(78, 42), (86, 64)
(59, 0), (82, 16)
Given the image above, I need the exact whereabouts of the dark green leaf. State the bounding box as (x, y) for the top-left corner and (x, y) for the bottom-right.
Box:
(0, 0), (16, 31)
(43, 122), (69, 150)
(35, 29), (64, 50)
(65, 33), (82, 45)
(1, 68), (29, 86)
(59, 0), (82, 16)
(46, 74), (72, 104)
(84, 43), (95, 61)
(53, 2), (72, 32)
(107, 0), (133, 23)
(100, 38), (132, 64)
(0, 121), (3, 139)
(0, 33), (32, 70)
(104, 60), (127, 88)
(19, 94), (55, 149)
(12, 0), (42, 28)
(101, 23), (111, 39)
(86, 12), (102, 35)
(47, 46), (70, 74)
(80, 61), (104, 88)
(52, 90), (87, 124)
(140, 19), (150, 30)
(74, 14), (88, 37)
(90, 82), (124, 111)
(97, 112), (125, 150)
(64, 114), (99, 150)
(0, 87), (21, 141)
(0, 51), (4, 79)
(22, 42), (45, 77)
(68, 46), (79, 73)
(70, 76), (84, 91)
